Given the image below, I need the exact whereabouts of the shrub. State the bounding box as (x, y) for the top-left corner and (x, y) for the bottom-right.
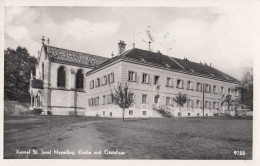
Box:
(30, 108), (42, 115)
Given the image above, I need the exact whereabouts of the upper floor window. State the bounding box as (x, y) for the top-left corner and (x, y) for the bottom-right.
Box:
(102, 75), (107, 85)
(129, 93), (134, 103)
(205, 84), (211, 93)
(166, 77), (173, 87)
(128, 71), (136, 81)
(213, 85), (217, 93)
(196, 82), (202, 91)
(176, 79), (183, 89)
(108, 73), (114, 83)
(96, 78), (100, 87)
(76, 69), (84, 89)
(90, 80), (94, 89)
(154, 76), (159, 85)
(221, 86), (224, 94)
(142, 73), (149, 83)
(187, 81), (194, 90)
(57, 66), (66, 87)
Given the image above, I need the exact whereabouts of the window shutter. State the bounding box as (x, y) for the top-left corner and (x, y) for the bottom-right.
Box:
(101, 77), (103, 86)
(209, 85), (211, 93)
(148, 74), (151, 85)
(111, 73), (114, 83)
(171, 78), (173, 87)
(107, 74), (110, 83)
(135, 72), (138, 82)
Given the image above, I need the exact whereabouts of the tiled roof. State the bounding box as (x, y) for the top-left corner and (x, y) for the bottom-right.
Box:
(47, 46), (109, 68)
(89, 48), (238, 83)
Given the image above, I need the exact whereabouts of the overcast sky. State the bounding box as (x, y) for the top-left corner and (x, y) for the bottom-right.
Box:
(4, 6), (259, 80)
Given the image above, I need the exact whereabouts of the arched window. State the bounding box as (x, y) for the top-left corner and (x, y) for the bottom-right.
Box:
(57, 66), (66, 87)
(76, 69), (84, 89)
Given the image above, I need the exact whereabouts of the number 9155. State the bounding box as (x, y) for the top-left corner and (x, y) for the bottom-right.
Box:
(233, 151), (245, 155)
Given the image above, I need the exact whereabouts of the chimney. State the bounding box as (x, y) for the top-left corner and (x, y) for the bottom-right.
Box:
(118, 40), (126, 55)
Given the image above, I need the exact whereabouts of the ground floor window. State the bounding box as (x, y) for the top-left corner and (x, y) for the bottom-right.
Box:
(178, 112), (181, 117)
(197, 113), (200, 116)
(188, 113), (190, 116)
(143, 111), (146, 116)
(103, 111), (105, 115)
(110, 112), (112, 117)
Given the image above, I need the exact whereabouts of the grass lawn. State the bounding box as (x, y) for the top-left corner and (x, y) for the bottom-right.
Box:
(96, 117), (253, 159)
(4, 115), (252, 159)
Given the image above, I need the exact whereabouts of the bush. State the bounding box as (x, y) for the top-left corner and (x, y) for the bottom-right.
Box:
(30, 108), (43, 115)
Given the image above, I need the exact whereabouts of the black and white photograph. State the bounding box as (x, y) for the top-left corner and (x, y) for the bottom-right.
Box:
(1, 0), (259, 163)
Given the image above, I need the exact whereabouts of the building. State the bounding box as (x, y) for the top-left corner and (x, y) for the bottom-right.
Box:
(29, 38), (239, 117)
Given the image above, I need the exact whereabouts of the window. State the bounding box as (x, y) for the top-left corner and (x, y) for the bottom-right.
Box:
(205, 101), (208, 109)
(213, 102), (216, 109)
(128, 71), (136, 81)
(129, 93), (134, 103)
(103, 111), (105, 116)
(76, 69), (84, 89)
(103, 95), (106, 105)
(188, 113), (190, 116)
(154, 76), (159, 85)
(57, 66), (66, 87)
(142, 94), (147, 103)
(95, 97), (99, 106)
(96, 78), (100, 87)
(166, 78), (173, 87)
(191, 100), (194, 108)
(213, 85), (217, 93)
(142, 73), (149, 83)
(154, 95), (159, 103)
(110, 112), (112, 117)
(102, 75), (107, 85)
(129, 110), (133, 115)
(196, 82), (202, 91)
(228, 88), (231, 95)
(197, 113), (200, 117)
(143, 111), (146, 116)
(107, 94), (113, 104)
(171, 98), (175, 107)
(187, 99), (191, 107)
(205, 84), (211, 93)
(209, 102), (211, 110)
(178, 112), (181, 117)
(196, 100), (201, 108)
(108, 73), (114, 83)
(42, 63), (44, 80)
(166, 97), (170, 106)
(187, 81), (193, 90)
(90, 80), (94, 89)
(177, 79), (183, 88)
(221, 87), (224, 94)
(88, 98), (94, 106)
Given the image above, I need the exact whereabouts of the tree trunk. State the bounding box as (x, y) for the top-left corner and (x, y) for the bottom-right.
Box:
(122, 109), (125, 122)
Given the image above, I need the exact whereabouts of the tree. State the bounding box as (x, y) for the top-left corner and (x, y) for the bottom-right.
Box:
(173, 92), (188, 107)
(173, 92), (188, 117)
(111, 82), (134, 122)
(233, 68), (253, 110)
(221, 94), (234, 111)
(4, 46), (37, 101)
